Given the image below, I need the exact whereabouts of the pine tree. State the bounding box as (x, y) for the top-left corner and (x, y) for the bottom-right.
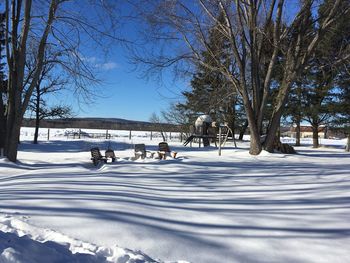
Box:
(284, 0), (350, 148)
(303, 0), (349, 148)
(333, 53), (350, 151)
(339, 81), (350, 151)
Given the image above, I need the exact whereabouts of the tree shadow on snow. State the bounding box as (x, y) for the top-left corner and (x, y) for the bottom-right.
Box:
(1, 147), (350, 261)
(18, 140), (135, 153)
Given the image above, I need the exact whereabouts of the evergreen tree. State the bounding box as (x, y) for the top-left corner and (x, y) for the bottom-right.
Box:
(339, 81), (350, 151)
(285, 0), (350, 148)
(303, 0), (349, 147)
(333, 55), (350, 151)
(284, 81), (303, 146)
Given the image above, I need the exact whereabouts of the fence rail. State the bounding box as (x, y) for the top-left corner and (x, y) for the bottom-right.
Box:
(21, 127), (185, 142)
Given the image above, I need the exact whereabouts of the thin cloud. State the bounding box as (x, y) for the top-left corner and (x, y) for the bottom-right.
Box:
(79, 55), (118, 71)
(98, 62), (118, 70)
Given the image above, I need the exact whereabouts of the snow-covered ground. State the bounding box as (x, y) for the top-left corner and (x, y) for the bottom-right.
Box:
(0, 127), (349, 263)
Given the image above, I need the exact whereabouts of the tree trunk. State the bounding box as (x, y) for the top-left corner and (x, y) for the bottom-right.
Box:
(239, 120), (248, 140)
(5, 87), (22, 161)
(5, 75), (20, 161)
(0, 126), (5, 156)
(160, 130), (166, 142)
(312, 125), (319, 148)
(226, 101), (235, 137)
(0, 98), (6, 152)
(249, 126), (262, 155)
(246, 111), (262, 155)
(295, 83), (302, 146)
(345, 134), (350, 152)
(5, 115), (22, 162)
(34, 114), (40, 144)
(263, 108), (283, 152)
(33, 85), (40, 144)
(239, 86), (262, 155)
(296, 119), (301, 146)
(264, 76), (295, 152)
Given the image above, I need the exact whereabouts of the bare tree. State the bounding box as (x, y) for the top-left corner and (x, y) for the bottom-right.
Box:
(3, 0), (124, 161)
(27, 75), (72, 144)
(3, 0), (60, 161)
(131, 0), (348, 155)
(23, 41), (72, 144)
(149, 112), (167, 141)
(161, 103), (194, 139)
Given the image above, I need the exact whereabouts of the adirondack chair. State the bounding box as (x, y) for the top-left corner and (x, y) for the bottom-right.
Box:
(158, 142), (177, 160)
(90, 147), (107, 166)
(134, 144), (154, 160)
(134, 144), (147, 159)
(105, 149), (116, 162)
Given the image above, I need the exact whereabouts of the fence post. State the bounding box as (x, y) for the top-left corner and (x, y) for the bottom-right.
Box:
(170, 132), (172, 140)
(150, 131), (153, 141)
(129, 130), (132, 140)
(78, 129), (81, 139)
(106, 130), (109, 139)
(47, 128), (50, 141)
(180, 132), (183, 142)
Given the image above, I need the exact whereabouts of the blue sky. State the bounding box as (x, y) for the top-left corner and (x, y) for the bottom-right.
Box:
(68, 0), (300, 123)
(0, 1), (187, 123)
(50, 1), (189, 122)
(68, 53), (187, 122)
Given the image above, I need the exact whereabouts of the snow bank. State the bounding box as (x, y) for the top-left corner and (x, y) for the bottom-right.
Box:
(0, 214), (182, 263)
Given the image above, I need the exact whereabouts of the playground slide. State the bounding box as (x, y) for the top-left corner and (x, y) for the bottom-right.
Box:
(183, 135), (195, 146)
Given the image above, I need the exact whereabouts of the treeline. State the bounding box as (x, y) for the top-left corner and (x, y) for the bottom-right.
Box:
(135, 0), (350, 152)
(174, 1), (350, 149)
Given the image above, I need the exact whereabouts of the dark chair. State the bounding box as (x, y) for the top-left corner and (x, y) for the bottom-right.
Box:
(90, 147), (107, 166)
(158, 142), (171, 153)
(158, 142), (177, 159)
(134, 144), (154, 160)
(105, 149), (116, 162)
(134, 144), (147, 159)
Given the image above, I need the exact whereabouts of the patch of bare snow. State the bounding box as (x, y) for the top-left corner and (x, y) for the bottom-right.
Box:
(0, 214), (188, 263)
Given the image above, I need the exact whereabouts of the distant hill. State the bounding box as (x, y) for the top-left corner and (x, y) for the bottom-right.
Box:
(60, 117), (152, 125)
(22, 117), (182, 132)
